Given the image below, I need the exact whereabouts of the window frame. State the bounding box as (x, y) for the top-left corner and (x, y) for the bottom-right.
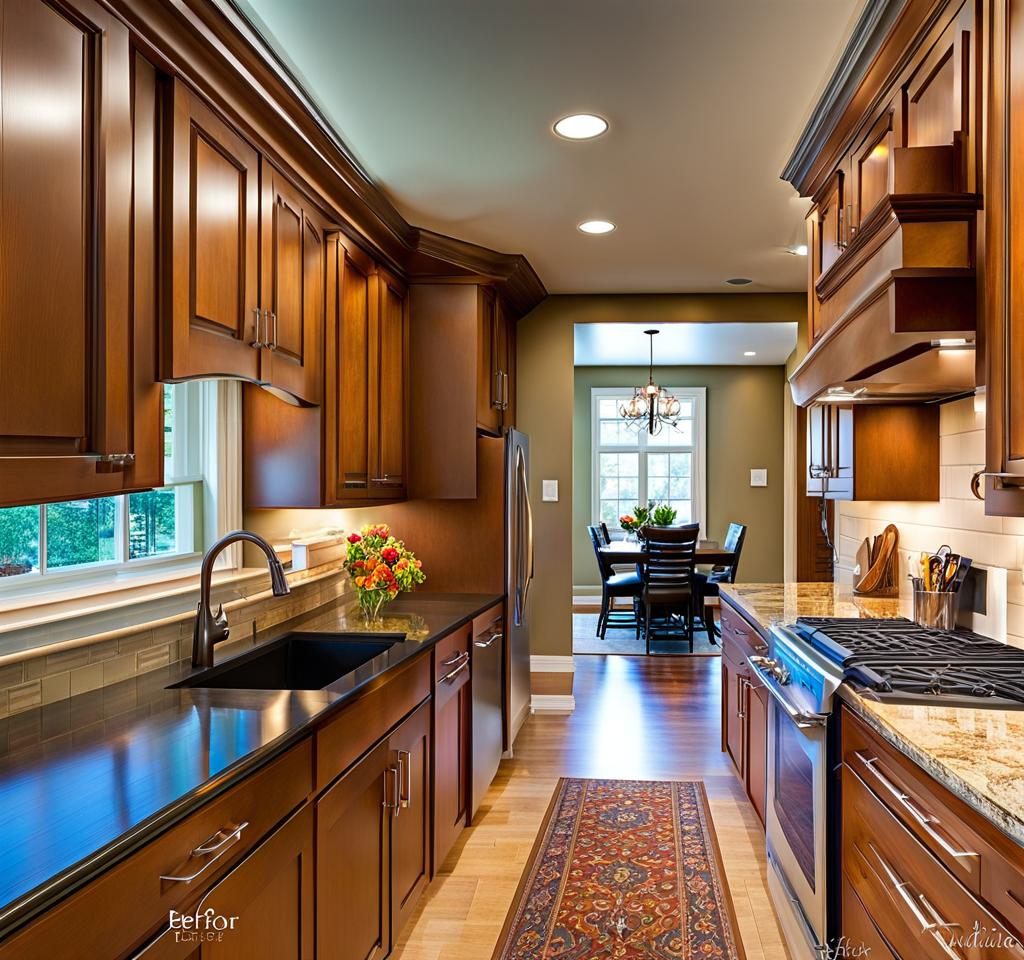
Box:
(0, 383), (215, 595)
(590, 386), (707, 535)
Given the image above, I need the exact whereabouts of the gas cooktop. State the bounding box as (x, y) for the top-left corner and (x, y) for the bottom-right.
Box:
(791, 616), (1024, 707)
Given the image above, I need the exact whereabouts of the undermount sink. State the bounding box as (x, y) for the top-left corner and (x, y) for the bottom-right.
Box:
(170, 632), (403, 691)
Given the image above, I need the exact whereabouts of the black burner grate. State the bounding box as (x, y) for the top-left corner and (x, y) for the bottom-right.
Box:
(793, 617), (1024, 706)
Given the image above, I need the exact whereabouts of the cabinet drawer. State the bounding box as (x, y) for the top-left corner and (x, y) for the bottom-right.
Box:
(842, 764), (1023, 960)
(719, 602), (767, 665)
(472, 604), (503, 644)
(0, 740), (312, 960)
(316, 652), (431, 791)
(843, 709), (983, 892)
(435, 624), (471, 686)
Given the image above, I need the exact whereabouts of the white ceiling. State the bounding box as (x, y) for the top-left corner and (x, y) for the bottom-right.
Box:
(239, 0), (860, 294)
(574, 322), (797, 366)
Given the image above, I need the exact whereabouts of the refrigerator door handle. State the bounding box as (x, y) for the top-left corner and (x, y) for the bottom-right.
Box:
(522, 465), (534, 613)
(513, 446), (528, 627)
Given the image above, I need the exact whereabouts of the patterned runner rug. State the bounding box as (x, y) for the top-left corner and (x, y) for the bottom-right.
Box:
(493, 778), (744, 959)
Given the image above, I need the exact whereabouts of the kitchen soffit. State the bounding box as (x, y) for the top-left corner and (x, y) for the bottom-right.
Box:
(231, 0), (862, 294)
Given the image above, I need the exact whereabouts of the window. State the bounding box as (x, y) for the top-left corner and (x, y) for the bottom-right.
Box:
(0, 383), (208, 583)
(592, 387), (706, 532)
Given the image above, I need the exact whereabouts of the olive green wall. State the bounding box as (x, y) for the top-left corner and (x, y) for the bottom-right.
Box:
(572, 365), (786, 589)
(516, 293), (803, 658)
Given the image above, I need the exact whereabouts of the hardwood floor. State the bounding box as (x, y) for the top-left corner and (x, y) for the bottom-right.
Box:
(393, 654), (788, 959)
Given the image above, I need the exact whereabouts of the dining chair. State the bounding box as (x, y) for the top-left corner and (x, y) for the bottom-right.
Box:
(640, 523), (700, 654)
(696, 522), (747, 639)
(588, 525), (642, 640)
(599, 522), (612, 545)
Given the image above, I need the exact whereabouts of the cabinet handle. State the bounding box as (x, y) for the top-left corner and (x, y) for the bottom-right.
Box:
(440, 658), (470, 684)
(970, 470), (1023, 500)
(868, 844), (962, 957)
(855, 754), (978, 860)
(159, 822), (249, 883)
(371, 474), (403, 486)
(384, 765), (400, 815)
(737, 676), (748, 719)
(263, 309), (277, 350)
(475, 631), (503, 648)
(492, 370), (503, 410)
(398, 749), (412, 809)
(501, 371), (510, 410)
(250, 307), (264, 348)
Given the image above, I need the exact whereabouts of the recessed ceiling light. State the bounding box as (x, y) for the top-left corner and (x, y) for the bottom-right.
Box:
(744, 351), (757, 357)
(578, 219), (616, 235)
(553, 114), (609, 140)
(789, 244), (808, 256)
(725, 278), (753, 286)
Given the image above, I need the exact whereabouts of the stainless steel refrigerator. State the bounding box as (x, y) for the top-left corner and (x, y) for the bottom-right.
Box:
(504, 428), (534, 753)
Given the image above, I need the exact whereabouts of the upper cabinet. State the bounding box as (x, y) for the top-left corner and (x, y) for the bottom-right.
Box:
(408, 283), (517, 500)
(978, 0), (1024, 514)
(0, 0), (163, 508)
(787, 0), (980, 408)
(243, 235), (409, 508)
(162, 80), (323, 406)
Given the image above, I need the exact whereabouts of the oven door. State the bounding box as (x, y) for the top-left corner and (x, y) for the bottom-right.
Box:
(752, 658), (829, 960)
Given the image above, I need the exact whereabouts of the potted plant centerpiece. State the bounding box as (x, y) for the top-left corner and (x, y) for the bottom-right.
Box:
(619, 504), (653, 543)
(635, 502), (679, 541)
(344, 523), (426, 622)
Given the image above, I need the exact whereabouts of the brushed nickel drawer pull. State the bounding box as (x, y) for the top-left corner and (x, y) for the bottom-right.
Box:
(441, 651), (468, 667)
(159, 822), (249, 883)
(857, 754), (978, 860)
(475, 631), (503, 648)
(440, 659), (470, 684)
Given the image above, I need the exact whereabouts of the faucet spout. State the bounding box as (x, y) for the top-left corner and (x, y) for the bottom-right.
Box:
(192, 530), (291, 668)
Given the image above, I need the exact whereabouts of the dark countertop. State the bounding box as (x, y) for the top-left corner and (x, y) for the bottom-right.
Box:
(0, 592), (502, 939)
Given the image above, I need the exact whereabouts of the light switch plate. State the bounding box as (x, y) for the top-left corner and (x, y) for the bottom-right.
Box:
(750, 468), (768, 487)
(542, 479), (559, 502)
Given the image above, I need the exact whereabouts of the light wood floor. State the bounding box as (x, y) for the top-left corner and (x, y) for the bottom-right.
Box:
(393, 654), (789, 959)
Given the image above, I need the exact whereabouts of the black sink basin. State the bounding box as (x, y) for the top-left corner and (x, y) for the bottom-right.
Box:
(170, 631), (404, 691)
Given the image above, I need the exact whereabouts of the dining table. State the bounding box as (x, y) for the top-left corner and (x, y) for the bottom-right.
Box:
(598, 539), (737, 567)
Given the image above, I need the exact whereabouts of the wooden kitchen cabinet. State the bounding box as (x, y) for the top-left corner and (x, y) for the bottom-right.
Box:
(316, 698), (429, 960)
(805, 403), (939, 501)
(434, 625), (472, 869)
(163, 77), (262, 385)
(720, 601), (768, 828)
(128, 805), (315, 960)
(243, 235), (408, 507)
(0, 0), (163, 507)
(260, 163), (325, 406)
(408, 283), (517, 499)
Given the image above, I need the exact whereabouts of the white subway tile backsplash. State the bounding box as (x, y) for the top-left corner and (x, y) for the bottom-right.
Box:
(838, 397), (1024, 634)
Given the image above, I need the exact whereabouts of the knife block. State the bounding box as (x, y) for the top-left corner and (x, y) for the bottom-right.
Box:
(854, 524), (901, 597)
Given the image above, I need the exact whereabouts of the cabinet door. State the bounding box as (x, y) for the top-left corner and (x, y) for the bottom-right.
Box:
(164, 78), (261, 384)
(745, 681), (768, 828)
(817, 172), (844, 276)
(389, 700), (430, 938)
(0, 0), (133, 501)
(806, 404), (829, 496)
(262, 164), (324, 405)
(722, 657), (745, 779)
(369, 269), (408, 498)
(316, 741), (391, 960)
(476, 286), (501, 434)
(434, 654), (471, 869)
(325, 234), (374, 502)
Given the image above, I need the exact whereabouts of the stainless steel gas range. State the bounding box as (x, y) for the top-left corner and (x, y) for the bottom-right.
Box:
(753, 616), (1024, 960)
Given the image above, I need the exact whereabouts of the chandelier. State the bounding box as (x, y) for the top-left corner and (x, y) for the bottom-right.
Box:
(618, 329), (682, 435)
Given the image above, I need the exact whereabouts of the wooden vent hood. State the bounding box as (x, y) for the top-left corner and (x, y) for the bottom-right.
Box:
(783, 0), (979, 408)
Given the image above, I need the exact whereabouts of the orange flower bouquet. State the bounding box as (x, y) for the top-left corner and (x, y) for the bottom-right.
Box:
(344, 524), (426, 622)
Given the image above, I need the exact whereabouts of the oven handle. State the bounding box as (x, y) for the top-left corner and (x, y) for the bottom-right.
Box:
(748, 656), (828, 729)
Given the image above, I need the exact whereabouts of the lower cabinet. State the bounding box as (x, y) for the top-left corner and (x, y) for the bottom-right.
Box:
(130, 805), (315, 959)
(434, 637), (471, 869)
(839, 706), (1024, 959)
(316, 700), (431, 960)
(720, 601), (767, 828)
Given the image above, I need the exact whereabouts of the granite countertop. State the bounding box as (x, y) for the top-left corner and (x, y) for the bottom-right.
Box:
(0, 592), (501, 939)
(718, 581), (908, 630)
(719, 582), (1024, 847)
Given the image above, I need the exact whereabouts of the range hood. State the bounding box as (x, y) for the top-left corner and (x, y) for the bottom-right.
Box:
(790, 191), (978, 407)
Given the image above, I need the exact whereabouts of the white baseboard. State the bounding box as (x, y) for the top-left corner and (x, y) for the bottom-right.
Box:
(530, 654), (575, 673)
(531, 693), (576, 713)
